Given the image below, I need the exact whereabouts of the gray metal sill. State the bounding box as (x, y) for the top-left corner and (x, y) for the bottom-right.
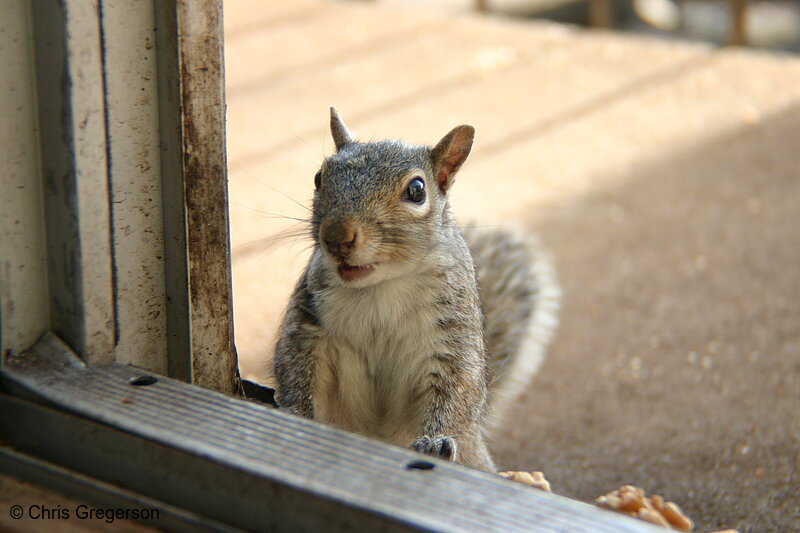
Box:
(0, 333), (661, 532)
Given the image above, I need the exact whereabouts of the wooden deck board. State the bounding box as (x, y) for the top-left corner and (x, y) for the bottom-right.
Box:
(224, 3), (439, 96)
(223, 0), (329, 35)
(225, 8), (708, 164)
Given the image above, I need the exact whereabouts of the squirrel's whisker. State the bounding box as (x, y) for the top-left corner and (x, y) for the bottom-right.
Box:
(230, 161), (313, 214)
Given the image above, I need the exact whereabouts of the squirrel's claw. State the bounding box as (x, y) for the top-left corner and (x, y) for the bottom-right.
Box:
(411, 435), (458, 462)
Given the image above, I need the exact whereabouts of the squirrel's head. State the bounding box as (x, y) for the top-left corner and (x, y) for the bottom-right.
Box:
(312, 107), (474, 287)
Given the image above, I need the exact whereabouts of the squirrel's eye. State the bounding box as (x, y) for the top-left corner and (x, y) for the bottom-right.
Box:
(314, 170), (322, 190)
(404, 177), (426, 204)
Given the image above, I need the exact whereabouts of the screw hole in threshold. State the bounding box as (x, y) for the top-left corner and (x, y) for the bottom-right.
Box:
(406, 460), (435, 471)
(129, 375), (158, 387)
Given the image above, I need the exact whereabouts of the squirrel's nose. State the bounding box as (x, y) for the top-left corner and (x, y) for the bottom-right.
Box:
(321, 219), (362, 260)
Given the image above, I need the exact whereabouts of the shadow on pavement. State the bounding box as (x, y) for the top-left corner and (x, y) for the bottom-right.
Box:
(497, 103), (800, 533)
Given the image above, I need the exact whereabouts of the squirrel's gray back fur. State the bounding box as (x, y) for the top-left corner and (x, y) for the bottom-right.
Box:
(272, 108), (559, 471)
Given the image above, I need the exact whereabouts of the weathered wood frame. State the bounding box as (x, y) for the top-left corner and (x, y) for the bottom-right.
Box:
(2, 1), (660, 531)
(1, 0), (236, 392)
(1, 334), (664, 532)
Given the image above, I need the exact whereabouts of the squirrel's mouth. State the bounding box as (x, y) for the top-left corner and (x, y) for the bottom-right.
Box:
(337, 262), (377, 282)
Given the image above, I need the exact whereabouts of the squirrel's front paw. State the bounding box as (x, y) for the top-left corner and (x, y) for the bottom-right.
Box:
(411, 435), (457, 462)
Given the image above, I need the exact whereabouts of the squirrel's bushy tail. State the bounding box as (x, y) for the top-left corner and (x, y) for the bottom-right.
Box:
(462, 225), (561, 430)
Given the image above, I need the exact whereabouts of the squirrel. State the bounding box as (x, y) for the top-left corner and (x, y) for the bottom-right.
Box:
(272, 108), (559, 472)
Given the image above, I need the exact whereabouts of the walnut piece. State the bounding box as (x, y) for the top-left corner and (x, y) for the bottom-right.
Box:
(499, 476), (737, 533)
(498, 470), (552, 492)
(596, 485), (694, 532)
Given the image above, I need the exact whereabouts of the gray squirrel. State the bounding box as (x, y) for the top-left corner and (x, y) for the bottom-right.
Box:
(272, 108), (559, 471)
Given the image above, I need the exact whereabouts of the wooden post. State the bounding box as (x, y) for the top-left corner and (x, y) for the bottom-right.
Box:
(729, 0), (748, 46)
(589, 0), (611, 28)
(155, 0), (238, 394)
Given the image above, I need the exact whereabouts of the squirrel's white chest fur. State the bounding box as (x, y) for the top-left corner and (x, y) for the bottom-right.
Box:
(311, 274), (444, 446)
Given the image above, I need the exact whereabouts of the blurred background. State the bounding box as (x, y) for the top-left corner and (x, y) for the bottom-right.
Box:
(224, 1), (799, 531)
(377, 0), (800, 51)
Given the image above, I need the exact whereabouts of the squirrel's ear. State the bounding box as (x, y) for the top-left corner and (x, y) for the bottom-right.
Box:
(330, 106), (354, 152)
(430, 125), (474, 194)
